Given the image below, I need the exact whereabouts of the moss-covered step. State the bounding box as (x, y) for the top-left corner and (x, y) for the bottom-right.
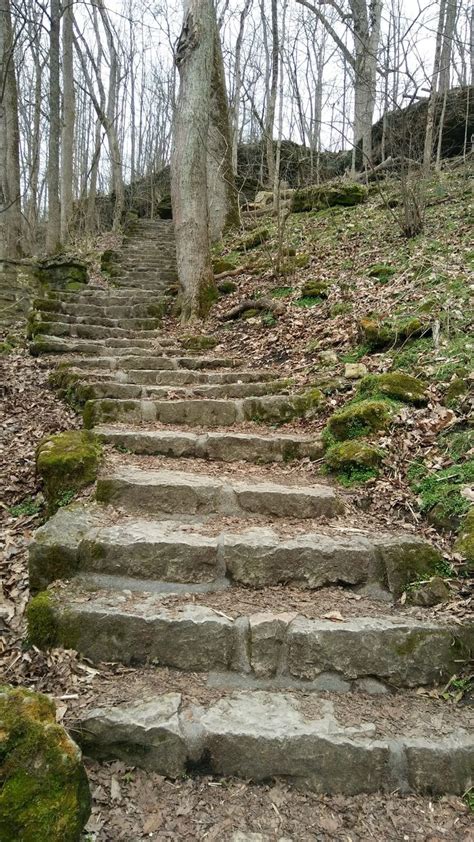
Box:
(73, 690), (473, 795)
(83, 390), (322, 428)
(34, 312), (163, 331)
(51, 365), (279, 388)
(326, 440), (384, 474)
(30, 502), (443, 597)
(69, 378), (291, 404)
(291, 182), (367, 213)
(94, 426), (324, 463)
(95, 466), (343, 519)
(36, 431), (102, 512)
(0, 685), (90, 841)
(357, 372), (428, 405)
(27, 587), (473, 688)
(28, 319), (162, 341)
(326, 399), (393, 442)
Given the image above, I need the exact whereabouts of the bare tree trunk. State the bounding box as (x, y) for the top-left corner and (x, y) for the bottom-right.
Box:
(171, 0), (216, 321)
(423, 0), (446, 172)
(264, 0), (278, 185)
(61, 0), (75, 242)
(0, 0), (23, 259)
(436, 0), (457, 170)
(46, 0), (61, 253)
(207, 25), (240, 242)
(231, 0), (252, 175)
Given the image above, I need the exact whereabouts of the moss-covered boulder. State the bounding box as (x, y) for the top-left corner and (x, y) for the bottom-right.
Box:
(36, 431), (102, 512)
(246, 389), (323, 424)
(325, 440), (383, 472)
(358, 315), (429, 351)
(367, 263), (396, 283)
(291, 181), (367, 213)
(35, 257), (88, 290)
(300, 280), (329, 299)
(218, 280), (237, 295)
(358, 372), (428, 406)
(0, 685), (91, 842)
(100, 249), (120, 277)
(236, 228), (270, 251)
(180, 334), (218, 351)
(156, 194), (172, 219)
(212, 258), (236, 275)
(454, 508), (474, 572)
(443, 376), (469, 408)
(326, 399), (392, 441)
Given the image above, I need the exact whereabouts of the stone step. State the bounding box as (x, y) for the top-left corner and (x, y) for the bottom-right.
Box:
(30, 337), (164, 356)
(55, 353), (238, 371)
(30, 503), (442, 598)
(95, 465), (344, 519)
(73, 689), (473, 794)
(80, 379), (288, 401)
(37, 312), (162, 331)
(84, 368), (279, 386)
(51, 287), (158, 302)
(35, 299), (167, 320)
(32, 320), (162, 341)
(32, 583), (473, 688)
(95, 427), (324, 463)
(83, 390), (321, 427)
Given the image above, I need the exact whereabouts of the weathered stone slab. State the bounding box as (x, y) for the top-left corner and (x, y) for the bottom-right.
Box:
(94, 427), (324, 463)
(28, 504), (104, 590)
(95, 467), (343, 520)
(58, 602), (234, 669)
(79, 520), (219, 583)
(76, 695), (187, 775)
(286, 617), (473, 687)
(73, 689), (474, 794)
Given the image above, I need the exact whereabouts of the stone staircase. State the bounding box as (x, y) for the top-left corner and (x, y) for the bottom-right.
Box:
(28, 220), (473, 797)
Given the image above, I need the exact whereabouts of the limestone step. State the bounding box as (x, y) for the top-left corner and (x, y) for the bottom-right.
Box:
(72, 689), (473, 794)
(30, 503), (442, 598)
(32, 320), (162, 341)
(34, 583), (473, 688)
(79, 379), (289, 401)
(55, 353), (238, 370)
(95, 426), (324, 462)
(30, 337), (165, 356)
(36, 312), (163, 331)
(95, 465), (344, 519)
(83, 391), (320, 427)
(83, 368), (279, 386)
(34, 299), (167, 320)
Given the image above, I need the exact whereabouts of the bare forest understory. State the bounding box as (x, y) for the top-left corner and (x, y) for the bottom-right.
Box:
(1, 159), (473, 839)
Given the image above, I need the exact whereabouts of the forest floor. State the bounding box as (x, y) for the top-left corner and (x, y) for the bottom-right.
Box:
(1, 161), (473, 839)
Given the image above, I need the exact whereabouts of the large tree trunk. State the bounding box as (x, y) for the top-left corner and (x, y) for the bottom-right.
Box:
(423, 0), (446, 171)
(171, 0), (216, 321)
(264, 0), (279, 186)
(46, 0), (61, 253)
(0, 0), (23, 259)
(207, 26), (239, 243)
(61, 0), (75, 242)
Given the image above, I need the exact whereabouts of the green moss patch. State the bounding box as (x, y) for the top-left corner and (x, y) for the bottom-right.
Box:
(36, 431), (102, 513)
(357, 372), (428, 406)
(26, 592), (58, 648)
(326, 399), (393, 441)
(247, 389), (322, 424)
(0, 684), (90, 842)
(212, 258), (237, 274)
(217, 280), (237, 295)
(410, 461), (474, 531)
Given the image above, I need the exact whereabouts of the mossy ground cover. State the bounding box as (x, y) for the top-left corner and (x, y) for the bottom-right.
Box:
(36, 430), (102, 512)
